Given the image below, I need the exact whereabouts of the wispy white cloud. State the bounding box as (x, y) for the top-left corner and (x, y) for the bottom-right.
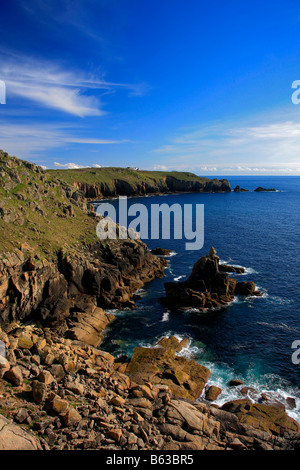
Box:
(53, 162), (93, 169)
(53, 161), (103, 169)
(53, 161), (104, 169)
(0, 54), (148, 116)
(63, 137), (130, 144)
(152, 115), (300, 174)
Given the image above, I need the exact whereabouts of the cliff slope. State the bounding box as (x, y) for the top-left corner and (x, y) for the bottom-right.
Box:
(0, 151), (166, 340)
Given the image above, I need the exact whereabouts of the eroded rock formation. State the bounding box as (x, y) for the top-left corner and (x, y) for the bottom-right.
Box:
(161, 247), (261, 310)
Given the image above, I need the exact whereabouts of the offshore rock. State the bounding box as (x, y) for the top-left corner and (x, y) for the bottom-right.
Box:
(161, 247), (260, 311)
(219, 264), (245, 274)
(0, 238), (167, 344)
(234, 185), (249, 192)
(151, 247), (173, 256)
(254, 187), (276, 192)
(205, 385), (222, 401)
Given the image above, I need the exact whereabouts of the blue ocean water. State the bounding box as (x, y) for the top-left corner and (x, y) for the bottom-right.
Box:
(98, 176), (300, 420)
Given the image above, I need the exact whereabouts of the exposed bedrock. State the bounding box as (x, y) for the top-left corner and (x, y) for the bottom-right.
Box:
(161, 247), (261, 311)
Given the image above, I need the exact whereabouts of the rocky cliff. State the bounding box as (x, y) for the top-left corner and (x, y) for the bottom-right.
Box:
(0, 151), (166, 345)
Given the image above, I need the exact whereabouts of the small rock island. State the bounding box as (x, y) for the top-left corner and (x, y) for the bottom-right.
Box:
(161, 247), (261, 310)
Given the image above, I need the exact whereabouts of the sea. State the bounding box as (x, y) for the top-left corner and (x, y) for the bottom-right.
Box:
(95, 176), (300, 422)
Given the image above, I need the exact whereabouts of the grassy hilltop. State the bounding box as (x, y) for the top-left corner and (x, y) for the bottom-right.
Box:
(46, 166), (210, 187)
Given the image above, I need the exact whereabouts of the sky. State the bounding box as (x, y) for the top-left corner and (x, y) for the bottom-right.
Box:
(0, 0), (300, 175)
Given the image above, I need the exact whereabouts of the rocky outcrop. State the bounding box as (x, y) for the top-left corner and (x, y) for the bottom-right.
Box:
(1, 152), (298, 451)
(234, 185), (249, 192)
(59, 238), (167, 310)
(151, 247), (173, 256)
(0, 152), (168, 354)
(254, 187), (276, 192)
(125, 344), (211, 401)
(64, 301), (115, 348)
(0, 247), (65, 325)
(0, 325), (299, 451)
(219, 264), (245, 274)
(0, 415), (42, 450)
(164, 176), (231, 194)
(161, 247), (261, 311)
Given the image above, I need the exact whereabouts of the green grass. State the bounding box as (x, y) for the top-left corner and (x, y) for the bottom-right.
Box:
(0, 154), (99, 257)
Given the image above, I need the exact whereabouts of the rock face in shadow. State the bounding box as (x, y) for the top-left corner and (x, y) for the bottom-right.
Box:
(234, 185), (249, 192)
(161, 247), (261, 311)
(0, 238), (167, 344)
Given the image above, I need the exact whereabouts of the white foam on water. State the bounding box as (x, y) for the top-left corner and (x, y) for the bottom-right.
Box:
(165, 251), (177, 257)
(256, 321), (299, 332)
(153, 332), (204, 359)
(185, 307), (205, 314)
(134, 287), (147, 297)
(173, 275), (186, 282)
(267, 295), (294, 306)
(131, 331), (300, 424)
(178, 343), (203, 360)
(198, 361), (300, 423)
(240, 266), (259, 276)
(219, 260), (259, 276)
(155, 251), (178, 258)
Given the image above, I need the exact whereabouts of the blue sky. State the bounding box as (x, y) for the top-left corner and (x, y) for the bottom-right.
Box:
(1, 0), (300, 174)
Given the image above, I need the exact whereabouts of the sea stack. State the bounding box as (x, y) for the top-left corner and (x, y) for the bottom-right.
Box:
(161, 247), (261, 310)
